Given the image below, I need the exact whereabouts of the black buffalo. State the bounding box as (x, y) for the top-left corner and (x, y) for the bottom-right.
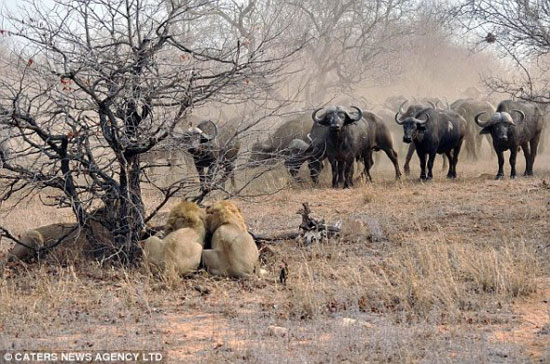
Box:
(474, 100), (544, 179)
(451, 98), (495, 160)
(183, 120), (240, 192)
(287, 107), (402, 185)
(395, 103), (466, 180)
(249, 115), (313, 165)
(281, 119), (331, 184)
(311, 106), (367, 188)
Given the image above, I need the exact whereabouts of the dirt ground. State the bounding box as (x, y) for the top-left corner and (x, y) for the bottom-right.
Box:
(0, 146), (549, 363)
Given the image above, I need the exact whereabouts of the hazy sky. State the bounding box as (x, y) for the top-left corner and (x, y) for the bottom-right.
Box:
(1, 0), (54, 14)
(2, 0), (21, 11)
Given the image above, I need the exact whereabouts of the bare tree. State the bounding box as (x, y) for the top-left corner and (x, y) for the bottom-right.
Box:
(0, 0), (298, 262)
(282, 0), (415, 105)
(455, 0), (550, 103)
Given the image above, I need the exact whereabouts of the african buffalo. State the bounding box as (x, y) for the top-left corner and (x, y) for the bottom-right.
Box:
(310, 106), (401, 187)
(474, 100), (544, 179)
(0, 124), (12, 169)
(276, 118), (330, 183)
(183, 120), (240, 192)
(395, 102), (466, 180)
(451, 98), (495, 160)
(401, 101), (449, 175)
(311, 106), (367, 188)
(249, 115), (313, 165)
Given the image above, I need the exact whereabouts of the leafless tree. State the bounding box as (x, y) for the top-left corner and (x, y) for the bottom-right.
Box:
(455, 0), (550, 103)
(282, 0), (416, 105)
(0, 0), (299, 262)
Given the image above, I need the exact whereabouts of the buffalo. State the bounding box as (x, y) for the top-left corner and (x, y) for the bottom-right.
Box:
(401, 101), (448, 175)
(451, 98), (495, 160)
(0, 124), (13, 170)
(183, 120), (240, 192)
(311, 106), (368, 188)
(310, 106), (401, 188)
(285, 120), (330, 183)
(474, 100), (544, 179)
(358, 111), (401, 181)
(395, 102), (466, 180)
(249, 115), (313, 165)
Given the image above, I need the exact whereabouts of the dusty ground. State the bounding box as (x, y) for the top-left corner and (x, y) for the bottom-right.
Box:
(0, 147), (549, 363)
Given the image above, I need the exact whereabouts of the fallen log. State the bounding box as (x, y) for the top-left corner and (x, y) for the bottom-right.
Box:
(251, 202), (341, 245)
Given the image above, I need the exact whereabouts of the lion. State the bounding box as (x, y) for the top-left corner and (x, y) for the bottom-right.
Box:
(2, 223), (88, 265)
(201, 201), (259, 278)
(142, 200), (207, 277)
(164, 200), (207, 242)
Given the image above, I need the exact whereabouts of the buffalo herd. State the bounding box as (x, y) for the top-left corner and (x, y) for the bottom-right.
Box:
(170, 96), (547, 190)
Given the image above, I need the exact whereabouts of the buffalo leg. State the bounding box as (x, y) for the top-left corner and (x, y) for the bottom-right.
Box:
(419, 152), (428, 180)
(222, 160), (236, 189)
(509, 149), (518, 179)
(475, 134), (484, 160)
(465, 127), (477, 160)
(329, 158), (339, 188)
(308, 159), (323, 184)
(521, 142), (531, 176)
(382, 147), (401, 180)
(426, 152), (436, 180)
(445, 151), (453, 178)
(337, 161), (346, 188)
(197, 166), (209, 192)
(441, 154), (448, 172)
(451, 143), (462, 178)
(343, 161), (354, 188)
(496, 150), (505, 179)
(403, 143), (415, 175)
(363, 150), (373, 182)
(527, 133), (541, 176)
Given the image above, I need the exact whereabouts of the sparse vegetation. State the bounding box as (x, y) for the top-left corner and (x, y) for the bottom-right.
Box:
(1, 0), (550, 362)
(1, 157), (549, 361)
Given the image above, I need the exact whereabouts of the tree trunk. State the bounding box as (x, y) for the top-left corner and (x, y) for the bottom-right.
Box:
(114, 153), (145, 261)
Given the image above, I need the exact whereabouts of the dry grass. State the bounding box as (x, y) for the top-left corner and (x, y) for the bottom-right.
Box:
(1, 150), (549, 362)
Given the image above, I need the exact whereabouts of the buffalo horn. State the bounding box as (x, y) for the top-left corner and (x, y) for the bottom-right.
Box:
(312, 108), (324, 123)
(348, 106), (363, 121)
(511, 109), (525, 124)
(474, 112), (491, 128)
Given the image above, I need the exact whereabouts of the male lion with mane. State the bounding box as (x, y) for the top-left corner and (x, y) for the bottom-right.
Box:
(142, 201), (207, 277)
(201, 201), (259, 278)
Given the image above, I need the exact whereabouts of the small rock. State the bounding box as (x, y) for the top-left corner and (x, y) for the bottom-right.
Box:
(341, 317), (357, 327)
(360, 321), (374, 329)
(340, 317), (374, 329)
(268, 325), (288, 337)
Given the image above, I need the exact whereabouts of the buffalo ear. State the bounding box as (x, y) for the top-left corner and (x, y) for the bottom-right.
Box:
(315, 116), (329, 126)
(344, 115), (359, 125)
(480, 128), (490, 135)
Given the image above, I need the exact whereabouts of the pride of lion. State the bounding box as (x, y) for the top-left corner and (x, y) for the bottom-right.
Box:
(1, 200), (259, 279)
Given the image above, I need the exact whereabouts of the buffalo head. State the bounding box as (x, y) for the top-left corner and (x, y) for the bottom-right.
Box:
(394, 101), (430, 143)
(183, 120), (218, 150)
(312, 106), (363, 133)
(249, 139), (273, 163)
(474, 110), (525, 143)
(283, 137), (311, 178)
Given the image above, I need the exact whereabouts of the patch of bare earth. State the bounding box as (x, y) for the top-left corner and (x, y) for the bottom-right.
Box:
(492, 277), (550, 360)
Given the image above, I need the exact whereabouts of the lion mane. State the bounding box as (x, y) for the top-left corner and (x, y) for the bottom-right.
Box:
(205, 200), (247, 233)
(202, 201), (259, 278)
(142, 200), (207, 278)
(164, 200), (207, 242)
